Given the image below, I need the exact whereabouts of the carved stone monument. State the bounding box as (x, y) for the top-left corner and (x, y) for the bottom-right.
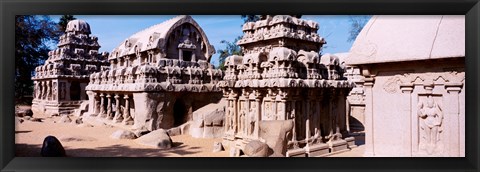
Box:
(346, 15), (465, 157)
(218, 15), (355, 157)
(84, 15), (223, 132)
(32, 19), (110, 116)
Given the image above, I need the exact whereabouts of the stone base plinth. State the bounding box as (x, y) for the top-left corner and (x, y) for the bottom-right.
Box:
(330, 139), (348, 152)
(307, 143), (330, 157)
(286, 148), (306, 157)
(345, 137), (357, 148)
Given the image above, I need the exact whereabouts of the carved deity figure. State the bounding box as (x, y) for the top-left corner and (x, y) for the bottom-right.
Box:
(239, 110), (246, 135)
(248, 103), (256, 135)
(418, 95), (443, 155)
(229, 102), (235, 131)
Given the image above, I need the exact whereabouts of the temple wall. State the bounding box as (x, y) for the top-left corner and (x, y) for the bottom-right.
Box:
(362, 58), (465, 157)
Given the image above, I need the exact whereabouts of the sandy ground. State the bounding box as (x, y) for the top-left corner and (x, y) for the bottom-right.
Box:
(15, 105), (364, 157)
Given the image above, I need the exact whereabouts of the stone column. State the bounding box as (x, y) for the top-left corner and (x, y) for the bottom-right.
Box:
(114, 94), (123, 123)
(363, 77), (375, 156)
(400, 83), (414, 156)
(445, 82), (463, 157)
(99, 93), (106, 118)
(123, 95), (133, 125)
(106, 94), (113, 119)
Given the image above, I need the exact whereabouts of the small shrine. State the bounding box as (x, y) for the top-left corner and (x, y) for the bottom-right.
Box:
(31, 19), (109, 116)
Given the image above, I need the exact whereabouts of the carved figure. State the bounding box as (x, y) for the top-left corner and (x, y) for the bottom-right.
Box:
(418, 95), (443, 155)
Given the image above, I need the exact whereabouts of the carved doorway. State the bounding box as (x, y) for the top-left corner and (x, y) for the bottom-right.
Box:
(70, 81), (81, 101)
(173, 99), (187, 127)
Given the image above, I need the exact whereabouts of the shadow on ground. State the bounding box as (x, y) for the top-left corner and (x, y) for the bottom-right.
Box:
(16, 142), (202, 157)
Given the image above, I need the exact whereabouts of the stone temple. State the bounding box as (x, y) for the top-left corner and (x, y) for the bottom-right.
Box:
(31, 19), (110, 116)
(84, 15), (223, 132)
(345, 15), (465, 157)
(218, 15), (355, 157)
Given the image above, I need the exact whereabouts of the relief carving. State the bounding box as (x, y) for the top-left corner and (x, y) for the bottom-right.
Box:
(417, 95), (444, 155)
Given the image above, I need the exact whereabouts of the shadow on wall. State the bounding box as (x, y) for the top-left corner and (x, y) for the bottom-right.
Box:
(16, 142), (202, 157)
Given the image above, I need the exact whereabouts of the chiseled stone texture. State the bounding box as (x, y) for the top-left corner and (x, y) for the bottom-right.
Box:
(135, 129), (173, 149)
(346, 15), (465, 157)
(31, 19), (109, 117)
(84, 15), (223, 133)
(219, 15), (354, 157)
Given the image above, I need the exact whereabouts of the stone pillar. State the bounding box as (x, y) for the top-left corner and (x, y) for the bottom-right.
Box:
(86, 91), (96, 116)
(445, 82), (463, 157)
(106, 94), (113, 119)
(400, 83), (414, 156)
(363, 77), (375, 156)
(99, 93), (106, 118)
(123, 94), (133, 125)
(114, 94), (123, 123)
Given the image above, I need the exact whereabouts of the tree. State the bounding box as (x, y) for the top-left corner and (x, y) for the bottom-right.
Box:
(347, 15), (371, 42)
(58, 15), (76, 32)
(240, 15), (261, 23)
(15, 15), (60, 103)
(217, 36), (243, 70)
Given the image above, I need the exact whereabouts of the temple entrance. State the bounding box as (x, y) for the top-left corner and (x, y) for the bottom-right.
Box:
(70, 82), (81, 101)
(173, 99), (187, 127)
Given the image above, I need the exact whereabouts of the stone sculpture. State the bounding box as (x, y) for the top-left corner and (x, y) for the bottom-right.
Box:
(219, 15), (354, 157)
(31, 19), (109, 117)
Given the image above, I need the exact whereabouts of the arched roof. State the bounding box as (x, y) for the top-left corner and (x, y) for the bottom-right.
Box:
(110, 15), (215, 62)
(345, 15), (465, 65)
(66, 19), (91, 34)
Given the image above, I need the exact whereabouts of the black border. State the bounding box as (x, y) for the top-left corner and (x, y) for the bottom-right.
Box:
(1, 0), (479, 172)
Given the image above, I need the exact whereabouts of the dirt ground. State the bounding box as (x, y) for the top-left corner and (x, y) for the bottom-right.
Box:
(15, 105), (364, 157)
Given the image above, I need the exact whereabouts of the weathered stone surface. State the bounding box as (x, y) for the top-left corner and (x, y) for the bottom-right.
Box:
(41, 136), (66, 157)
(212, 141), (224, 153)
(15, 109), (33, 118)
(190, 100), (225, 138)
(76, 123), (94, 128)
(74, 101), (89, 117)
(59, 115), (72, 123)
(167, 127), (181, 136)
(135, 129), (172, 149)
(23, 116), (31, 120)
(110, 130), (137, 140)
(74, 117), (83, 124)
(243, 140), (269, 157)
(259, 120), (294, 157)
(16, 117), (24, 124)
(29, 118), (43, 122)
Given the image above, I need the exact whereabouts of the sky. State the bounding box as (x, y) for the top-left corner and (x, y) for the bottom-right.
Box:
(49, 15), (370, 67)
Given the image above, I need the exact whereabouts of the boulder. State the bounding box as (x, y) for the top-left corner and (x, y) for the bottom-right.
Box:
(74, 101), (89, 117)
(110, 130), (137, 140)
(23, 116), (31, 120)
(190, 100), (225, 138)
(135, 129), (172, 149)
(59, 115), (72, 123)
(74, 117), (83, 124)
(259, 120), (294, 157)
(41, 136), (66, 157)
(243, 140), (269, 157)
(212, 141), (224, 152)
(15, 109), (33, 118)
(16, 117), (24, 124)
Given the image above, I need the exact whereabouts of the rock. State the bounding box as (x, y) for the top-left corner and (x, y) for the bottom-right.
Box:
(135, 129), (172, 149)
(59, 115), (72, 123)
(60, 136), (97, 142)
(41, 136), (66, 157)
(133, 130), (150, 138)
(243, 140), (269, 157)
(167, 127), (181, 136)
(15, 109), (33, 118)
(110, 130), (137, 140)
(259, 120), (294, 157)
(74, 101), (89, 117)
(23, 116), (31, 120)
(74, 117), (83, 124)
(190, 100), (225, 138)
(212, 141), (224, 152)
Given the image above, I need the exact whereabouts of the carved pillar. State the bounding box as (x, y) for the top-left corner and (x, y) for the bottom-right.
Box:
(114, 94), (123, 123)
(445, 82), (462, 157)
(94, 93), (100, 115)
(123, 95), (133, 125)
(99, 93), (106, 118)
(400, 83), (414, 156)
(106, 94), (113, 119)
(363, 77), (375, 156)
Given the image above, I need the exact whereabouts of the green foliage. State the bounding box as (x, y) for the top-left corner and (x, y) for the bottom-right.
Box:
(240, 15), (261, 23)
(58, 15), (76, 32)
(347, 15), (371, 42)
(15, 15), (61, 103)
(217, 36), (243, 70)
